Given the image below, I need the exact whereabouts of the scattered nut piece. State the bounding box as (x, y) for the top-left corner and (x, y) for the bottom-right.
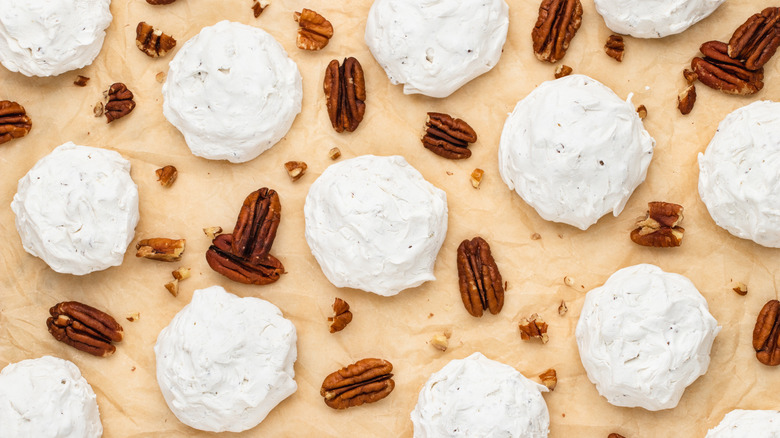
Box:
(608, 434), (626, 438)
(294, 9), (333, 51)
(74, 75), (90, 87)
(678, 84), (696, 115)
(155, 72), (166, 83)
(430, 333), (449, 352)
(136, 238), (186, 261)
(636, 105), (647, 119)
(136, 22), (177, 58)
(165, 279), (179, 297)
(126, 312), (140, 322)
(519, 314), (549, 343)
(554, 64), (573, 79)
(531, 233), (541, 240)
(558, 300), (568, 316)
(252, 0), (269, 17)
(683, 68), (698, 84)
(631, 202), (684, 247)
(563, 276), (575, 287)
(539, 368), (557, 391)
(203, 226), (223, 240)
(172, 267), (191, 281)
(605, 35), (625, 62)
(733, 282), (748, 296)
(93, 101), (104, 117)
(284, 161), (307, 181)
(328, 297), (353, 333)
(0, 100), (32, 145)
(446, 171), (453, 176)
(156, 165), (178, 187)
(105, 83), (136, 123)
(328, 147), (341, 160)
(146, 0), (176, 4)
(47, 301), (124, 357)
(753, 299), (780, 366)
(470, 169), (484, 189)
(422, 112), (478, 159)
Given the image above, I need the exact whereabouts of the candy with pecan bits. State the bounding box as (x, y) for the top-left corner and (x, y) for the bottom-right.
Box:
(753, 299), (780, 366)
(631, 202), (684, 247)
(422, 112), (477, 160)
(532, 0), (583, 63)
(324, 57), (366, 133)
(457, 237), (504, 317)
(105, 83), (136, 123)
(136, 238), (186, 261)
(0, 101), (32, 145)
(295, 9), (333, 50)
(136, 22), (177, 58)
(47, 301), (124, 357)
(328, 297), (353, 333)
(728, 7), (780, 71)
(692, 41), (764, 95)
(320, 358), (395, 409)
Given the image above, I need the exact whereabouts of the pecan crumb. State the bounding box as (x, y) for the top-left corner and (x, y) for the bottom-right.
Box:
(156, 165), (178, 187)
(252, 0), (269, 17)
(631, 202), (684, 247)
(74, 76), (90, 87)
(328, 147), (341, 160)
(732, 282), (748, 296)
(136, 238), (186, 261)
(203, 226), (223, 240)
(126, 312), (140, 322)
(136, 22), (176, 58)
(328, 297), (352, 333)
(284, 161), (307, 181)
(155, 72), (166, 83)
(608, 434), (626, 438)
(605, 35), (625, 62)
(519, 314), (549, 343)
(539, 368), (557, 391)
(0, 100), (32, 145)
(172, 267), (191, 281)
(683, 68), (698, 84)
(531, 233), (542, 240)
(554, 64), (573, 79)
(430, 333), (449, 351)
(558, 300), (568, 316)
(636, 105), (647, 119)
(165, 279), (179, 297)
(470, 169), (484, 189)
(677, 84), (696, 115)
(93, 102), (104, 118)
(294, 9), (333, 50)
(146, 0), (176, 4)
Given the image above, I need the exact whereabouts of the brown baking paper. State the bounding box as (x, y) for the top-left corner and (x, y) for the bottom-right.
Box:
(1, 0), (779, 436)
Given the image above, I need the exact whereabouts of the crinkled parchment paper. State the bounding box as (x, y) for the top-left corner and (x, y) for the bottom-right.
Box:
(1, 0), (779, 436)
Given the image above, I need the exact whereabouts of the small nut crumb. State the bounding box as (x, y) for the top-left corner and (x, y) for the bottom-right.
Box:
(446, 171), (454, 176)
(531, 233), (541, 240)
(285, 161), (307, 181)
(74, 75), (90, 87)
(554, 65), (573, 79)
(327, 297), (352, 333)
(252, 0), (270, 17)
(539, 368), (557, 391)
(563, 276), (575, 287)
(328, 147), (341, 160)
(126, 312), (140, 322)
(428, 313), (434, 318)
(636, 105), (647, 119)
(131, 366), (136, 371)
(605, 35), (625, 62)
(518, 313), (549, 343)
(470, 168), (484, 189)
(683, 68), (698, 84)
(155, 165), (178, 187)
(165, 279), (179, 297)
(430, 333), (449, 352)
(558, 300), (568, 316)
(203, 226), (223, 240)
(294, 9), (333, 51)
(172, 267), (191, 281)
(136, 238), (185, 262)
(732, 282), (748, 296)
(678, 84), (696, 115)
(93, 101), (104, 117)
(155, 72), (166, 83)
(608, 434), (626, 438)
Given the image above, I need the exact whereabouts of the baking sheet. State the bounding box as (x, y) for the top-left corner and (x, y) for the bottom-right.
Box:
(1, 0), (779, 436)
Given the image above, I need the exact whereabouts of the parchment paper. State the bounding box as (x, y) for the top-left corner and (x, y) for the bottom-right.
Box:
(1, 0), (779, 436)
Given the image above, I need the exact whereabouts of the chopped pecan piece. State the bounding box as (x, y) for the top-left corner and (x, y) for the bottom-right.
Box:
(74, 75), (90, 87)
(532, 0), (583, 63)
(519, 313), (549, 343)
(605, 35), (625, 62)
(295, 9), (333, 50)
(558, 300), (568, 316)
(457, 237), (504, 317)
(252, 0), (269, 17)
(205, 188), (285, 285)
(203, 226), (223, 240)
(728, 7), (780, 71)
(554, 64), (573, 78)
(165, 280), (179, 297)
(683, 68), (698, 84)
(636, 105), (647, 119)
(136, 238), (186, 261)
(539, 368), (557, 391)
(47, 301), (123, 357)
(126, 312), (140, 322)
(324, 57), (366, 133)
(470, 169), (484, 189)
(430, 333), (449, 351)
(284, 161), (307, 181)
(172, 267), (191, 281)
(677, 84), (696, 115)
(320, 358), (395, 409)
(105, 83), (136, 123)
(753, 299), (780, 366)
(136, 22), (177, 58)
(733, 282), (748, 296)
(328, 297), (353, 333)
(0, 101), (32, 145)
(156, 165), (177, 187)
(631, 202), (684, 247)
(692, 41), (764, 95)
(328, 147), (342, 160)
(146, 0), (176, 4)
(422, 112), (477, 160)
(608, 434), (626, 438)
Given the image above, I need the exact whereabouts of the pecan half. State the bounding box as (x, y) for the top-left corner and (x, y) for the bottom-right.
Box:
(753, 299), (780, 366)
(295, 9), (333, 50)
(519, 313), (549, 343)
(631, 202), (684, 247)
(252, 0), (269, 17)
(205, 188), (285, 285)
(47, 301), (124, 357)
(422, 112), (477, 160)
(156, 165), (177, 187)
(320, 358), (394, 409)
(0, 101), (32, 145)
(136, 238), (186, 261)
(605, 35), (625, 62)
(678, 84), (696, 115)
(457, 237), (504, 317)
(693, 41), (764, 95)
(136, 22), (176, 58)
(105, 83), (136, 123)
(728, 7), (780, 71)
(532, 0), (583, 63)
(539, 368), (557, 391)
(324, 57), (366, 133)
(328, 297), (353, 333)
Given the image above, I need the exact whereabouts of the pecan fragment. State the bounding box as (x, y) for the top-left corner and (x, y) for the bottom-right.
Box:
(0, 101), (32, 145)
(136, 238), (186, 261)
(105, 83), (136, 123)
(172, 267), (191, 281)
(554, 64), (573, 78)
(284, 161), (307, 181)
(733, 282), (748, 296)
(532, 0), (583, 63)
(728, 7), (780, 71)
(203, 226), (223, 240)
(205, 188), (285, 285)
(165, 280), (179, 297)
(156, 165), (177, 187)
(630, 202), (684, 247)
(678, 84), (696, 115)
(146, 0), (176, 4)
(252, 0), (269, 17)
(422, 112), (477, 160)
(605, 35), (625, 62)
(608, 434), (626, 438)
(683, 68), (698, 84)
(320, 358), (394, 409)
(519, 314), (549, 343)
(136, 22), (176, 58)
(328, 297), (353, 333)
(328, 147), (342, 160)
(470, 169), (484, 189)
(636, 105), (647, 119)
(457, 237), (504, 317)
(693, 41), (764, 95)
(47, 301), (123, 357)
(126, 312), (140, 322)
(558, 300), (568, 316)
(753, 299), (780, 366)
(539, 368), (557, 391)
(430, 333), (449, 351)
(295, 9), (333, 50)
(74, 75), (90, 87)
(324, 57), (366, 133)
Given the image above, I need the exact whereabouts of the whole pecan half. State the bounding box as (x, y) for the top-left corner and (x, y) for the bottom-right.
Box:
(692, 41), (764, 95)
(320, 358), (394, 409)
(205, 188), (285, 285)
(753, 299), (780, 366)
(457, 237), (504, 317)
(531, 0), (583, 63)
(630, 202), (685, 247)
(47, 301), (124, 357)
(295, 9), (333, 50)
(728, 7), (780, 71)
(0, 101), (32, 145)
(136, 22), (176, 58)
(324, 57), (366, 133)
(422, 112), (477, 160)
(105, 83), (136, 123)
(328, 297), (353, 333)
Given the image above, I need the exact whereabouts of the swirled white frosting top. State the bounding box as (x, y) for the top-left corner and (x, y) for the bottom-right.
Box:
(11, 142), (139, 275)
(410, 352), (549, 438)
(304, 155), (448, 296)
(154, 285), (297, 433)
(0, 0), (112, 77)
(163, 20), (302, 163)
(498, 74), (654, 230)
(576, 264), (720, 411)
(0, 356), (102, 438)
(364, 0), (509, 98)
(706, 409), (780, 437)
(699, 101), (780, 248)
(594, 0), (724, 38)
